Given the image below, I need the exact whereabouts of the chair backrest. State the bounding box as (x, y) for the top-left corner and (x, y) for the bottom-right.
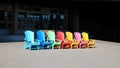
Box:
(24, 30), (34, 44)
(74, 32), (82, 41)
(82, 32), (89, 41)
(56, 31), (64, 41)
(36, 30), (45, 42)
(65, 31), (73, 41)
(46, 31), (55, 42)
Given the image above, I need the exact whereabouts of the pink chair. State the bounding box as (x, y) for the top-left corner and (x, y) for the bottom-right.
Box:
(74, 32), (88, 48)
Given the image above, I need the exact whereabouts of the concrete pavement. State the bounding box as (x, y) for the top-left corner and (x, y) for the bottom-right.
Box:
(0, 40), (120, 68)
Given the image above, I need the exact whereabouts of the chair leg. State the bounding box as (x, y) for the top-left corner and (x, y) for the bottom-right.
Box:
(71, 45), (73, 49)
(79, 44), (82, 48)
(62, 44), (64, 49)
(52, 45), (54, 49)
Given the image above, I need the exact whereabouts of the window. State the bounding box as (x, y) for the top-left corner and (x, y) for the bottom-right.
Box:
(17, 5), (67, 30)
(0, 10), (12, 29)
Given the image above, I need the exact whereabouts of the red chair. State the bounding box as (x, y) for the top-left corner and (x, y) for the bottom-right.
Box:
(56, 31), (71, 49)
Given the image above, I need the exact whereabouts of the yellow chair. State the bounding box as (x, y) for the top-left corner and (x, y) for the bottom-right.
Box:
(82, 32), (95, 48)
(65, 31), (79, 49)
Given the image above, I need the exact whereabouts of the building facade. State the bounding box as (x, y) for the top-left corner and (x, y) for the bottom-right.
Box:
(0, 2), (80, 41)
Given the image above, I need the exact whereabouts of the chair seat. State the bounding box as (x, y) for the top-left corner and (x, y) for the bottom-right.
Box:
(40, 42), (52, 45)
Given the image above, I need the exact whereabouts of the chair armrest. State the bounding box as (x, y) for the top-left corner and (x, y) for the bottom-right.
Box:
(56, 39), (62, 42)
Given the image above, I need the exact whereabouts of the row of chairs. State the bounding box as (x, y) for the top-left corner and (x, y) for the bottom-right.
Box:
(24, 30), (95, 50)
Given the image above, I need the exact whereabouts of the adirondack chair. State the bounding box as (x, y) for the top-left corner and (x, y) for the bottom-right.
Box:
(56, 31), (71, 49)
(24, 30), (40, 50)
(82, 32), (95, 48)
(65, 31), (79, 49)
(46, 31), (61, 49)
(36, 30), (53, 49)
(74, 32), (87, 48)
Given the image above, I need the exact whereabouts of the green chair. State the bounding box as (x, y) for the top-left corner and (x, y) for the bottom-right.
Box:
(46, 31), (61, 49)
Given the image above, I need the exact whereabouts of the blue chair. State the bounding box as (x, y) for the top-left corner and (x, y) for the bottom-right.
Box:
(36, 30), (53, 49)
(24, 30), (40, 50)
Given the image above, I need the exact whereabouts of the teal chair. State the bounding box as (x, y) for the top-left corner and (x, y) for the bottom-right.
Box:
(24, 30), (40, 50)
(46, 31), (61, 49)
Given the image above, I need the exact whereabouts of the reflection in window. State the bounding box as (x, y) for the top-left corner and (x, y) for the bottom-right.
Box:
(60, 15), (64, 20)
(53, 14), (56, 19)
(4, 10), (7, 18)
(18, 13), (66, 30)
(48, 14), (50, 20)
(42, 15), (46, 19)
(18, 14), (25, 19)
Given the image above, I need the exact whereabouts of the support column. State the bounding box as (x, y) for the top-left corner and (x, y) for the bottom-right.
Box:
(67, 8), (74, 32)
(67, 8), (79, 32)
(64, 11), (68, 31)
(12, 3), (18, 35)
(73, 8), (79, 32)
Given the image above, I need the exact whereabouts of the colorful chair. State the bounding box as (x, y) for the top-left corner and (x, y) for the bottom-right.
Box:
(65, 31), (79, 49)
(56, 31), (71, 49)
(74, 32), (87, 48)
(46, 31), (61, 49)
(36, 30), (53, 49)
(24, 30), (40, 50)
(82, 32), (95, 48)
